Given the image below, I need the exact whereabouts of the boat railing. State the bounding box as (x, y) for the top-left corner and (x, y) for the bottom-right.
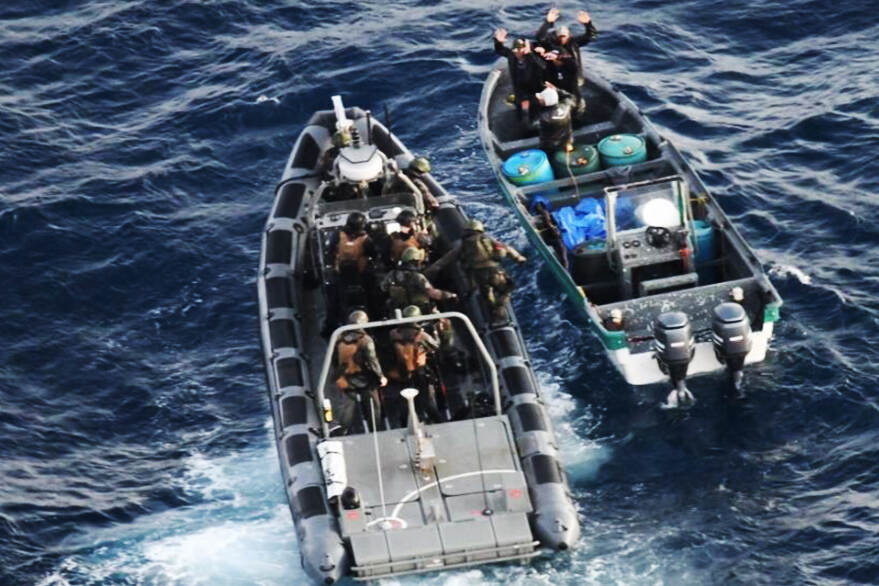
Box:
(314, 311), (501, 437)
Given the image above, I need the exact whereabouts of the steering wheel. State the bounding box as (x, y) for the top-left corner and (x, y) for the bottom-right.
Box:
(645, 226), (672, 248)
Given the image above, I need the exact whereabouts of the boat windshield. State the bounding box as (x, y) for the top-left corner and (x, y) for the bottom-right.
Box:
(604, 176), (687, 241)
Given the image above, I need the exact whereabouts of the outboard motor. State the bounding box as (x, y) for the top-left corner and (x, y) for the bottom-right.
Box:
(711, 302), (752, 397)
(653, 311), (696, 409)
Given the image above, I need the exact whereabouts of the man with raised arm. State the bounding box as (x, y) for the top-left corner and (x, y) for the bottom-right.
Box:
(493, 28), (546, 122)
(536, 7), (598, 110)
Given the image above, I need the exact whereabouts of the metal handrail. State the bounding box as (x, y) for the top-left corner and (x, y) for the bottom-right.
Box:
(315, 311), (501, 437)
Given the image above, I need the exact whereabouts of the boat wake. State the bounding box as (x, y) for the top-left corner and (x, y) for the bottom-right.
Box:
(39, 425), (305, 586)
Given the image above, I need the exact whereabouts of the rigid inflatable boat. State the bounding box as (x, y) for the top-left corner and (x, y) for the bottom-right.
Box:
(479, 62), (783, 404)
(257, 97), (579, 583)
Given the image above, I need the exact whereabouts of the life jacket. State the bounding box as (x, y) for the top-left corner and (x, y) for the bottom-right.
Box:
(393, 327), (429, 373)
(460, 235), (500, 270)
(389, 230), (420, 263)
(335, 231), (368, 273)
(335, 332), (368, 389)
(385, 268), (430, 309)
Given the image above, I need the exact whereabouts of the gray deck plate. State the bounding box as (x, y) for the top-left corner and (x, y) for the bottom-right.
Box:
(438, 518), (495, 553)
(340, 416), (538, 572)
(430, 418), (518, 496)
(340, 416), (525, 531)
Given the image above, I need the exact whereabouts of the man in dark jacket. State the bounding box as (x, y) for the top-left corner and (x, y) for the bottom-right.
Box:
(535, 85), (576, 153)
(536, 8), (598, 109)
(493, 28), (546, 122)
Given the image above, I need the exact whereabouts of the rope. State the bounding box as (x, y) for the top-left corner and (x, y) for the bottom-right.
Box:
(564, 144), (581, 200)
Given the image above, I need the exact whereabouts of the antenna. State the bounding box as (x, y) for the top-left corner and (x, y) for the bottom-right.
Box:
(383, 103), (392, 136)
(369, 397), (390, 527)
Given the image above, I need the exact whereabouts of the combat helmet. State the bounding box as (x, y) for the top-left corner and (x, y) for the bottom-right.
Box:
(332, 129), (352, 148)
(348, 310), (368, 325)
(402, 305), (422, 318)
(345, 212), (367, 234)
(400, 246), (425, 263)
(396, 209), (416, 227)
(466, 219), (485, 233)
(409, 157), (431, 174)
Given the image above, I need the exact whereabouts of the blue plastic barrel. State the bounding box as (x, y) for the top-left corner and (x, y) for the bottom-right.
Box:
(502, 149), (555, 186)
(693, 220), (716, 265)
(693, 220), (717, 283)
(597, 134), (647, 168)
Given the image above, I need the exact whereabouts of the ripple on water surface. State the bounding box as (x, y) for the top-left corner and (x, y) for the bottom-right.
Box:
(1, 0), (878, 584)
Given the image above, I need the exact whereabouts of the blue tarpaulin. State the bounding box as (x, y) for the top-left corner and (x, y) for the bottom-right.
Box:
(552, 198), (607, 250)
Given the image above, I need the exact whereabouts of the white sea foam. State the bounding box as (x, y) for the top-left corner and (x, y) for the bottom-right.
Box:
(42, 430), (306, 585)
(770, 263), (812, 285)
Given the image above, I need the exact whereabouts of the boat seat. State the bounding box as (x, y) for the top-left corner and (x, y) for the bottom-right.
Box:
(638, 272), (698, 297)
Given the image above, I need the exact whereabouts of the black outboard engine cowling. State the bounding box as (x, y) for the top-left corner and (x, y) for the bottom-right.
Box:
(653, 311), (696, 408)
(712, 302), (752, 396)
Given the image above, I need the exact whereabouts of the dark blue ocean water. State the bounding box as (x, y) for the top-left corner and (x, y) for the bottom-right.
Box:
(2, 1), (878, 584)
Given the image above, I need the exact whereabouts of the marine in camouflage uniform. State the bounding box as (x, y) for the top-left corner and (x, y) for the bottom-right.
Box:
(386, 306), (443, 426)
(430, 219), (527, 322)
(333, 310), (386, 433)
(387, 209), (432, 265)
(380, 246), (457, 316)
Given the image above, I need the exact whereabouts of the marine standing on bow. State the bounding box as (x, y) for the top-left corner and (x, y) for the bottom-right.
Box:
(333, 310), (387, 433)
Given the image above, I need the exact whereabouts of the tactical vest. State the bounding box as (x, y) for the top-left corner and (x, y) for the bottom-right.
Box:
(393, 328), (429, 373)
(460, 235), (499, 270)
(335, 231), (368, 273)
(386, 269), (430, 309)
(336, 332), (366, 375)
(389, 231), (419, 263)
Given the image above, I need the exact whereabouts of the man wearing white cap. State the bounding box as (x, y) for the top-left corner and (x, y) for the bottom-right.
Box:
(535, 83), (575, 153)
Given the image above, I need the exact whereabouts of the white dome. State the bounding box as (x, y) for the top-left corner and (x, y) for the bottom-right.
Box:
(336, 145), (384, 183)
